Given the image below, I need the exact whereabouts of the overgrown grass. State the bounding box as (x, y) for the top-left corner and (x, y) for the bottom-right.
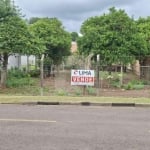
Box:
(6, 68), (35, 88)
(122, 79), (145, 90)
(6, 77), (36, 88)
(0, 70), (149, 100)
(55, 89), (69, 96)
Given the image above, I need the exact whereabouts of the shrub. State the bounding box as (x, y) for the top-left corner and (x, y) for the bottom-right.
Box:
(72, 87), (82, 96)
(29, 70), (40, 77)
(123, 82), (134, 90)
(123, 80), (145, 90)
(7, 68), (35, 88)
(141, 80), (150, 85)
(7, 67), (28, 79)
(55, 89), (68, 96)
(6, 77), (35, 88)
(133, 84), (145, 90)
(110, 78), (120, 88)
(87, 87), (96, 95)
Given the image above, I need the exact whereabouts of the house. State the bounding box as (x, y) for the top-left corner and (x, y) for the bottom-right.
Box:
(71, 41), (77, 53)
(8, 54), (36, 70)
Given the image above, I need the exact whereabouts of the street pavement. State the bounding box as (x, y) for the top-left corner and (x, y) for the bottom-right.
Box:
(0, 104), (150, 150)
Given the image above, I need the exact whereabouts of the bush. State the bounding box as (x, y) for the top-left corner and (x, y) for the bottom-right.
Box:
(141, 80), (150, 85)
(7, 68), (35, 88)
(7, 67), (28, 79)
(29, 70), (40, 77)
(55, 89), (68, 96)
(133, 84), (145, 90)
(72, 87), (82, 96)
(123, 82), (134, 90)
(110, 78), (120, 88)
(87, 87), (96, 95)
(6, 77), (35, 88)
(123, 80), (145, 90)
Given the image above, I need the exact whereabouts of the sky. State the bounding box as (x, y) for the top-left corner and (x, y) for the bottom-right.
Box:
(14, 0), (150, 33)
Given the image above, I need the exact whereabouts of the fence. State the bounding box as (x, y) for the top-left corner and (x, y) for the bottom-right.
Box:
(140, 66), (150, 80)
(0, 55), (150, 97)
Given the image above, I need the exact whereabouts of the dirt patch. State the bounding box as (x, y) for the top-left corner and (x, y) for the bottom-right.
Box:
(44, 71), (150, 98)
(98, 89), (150, 98)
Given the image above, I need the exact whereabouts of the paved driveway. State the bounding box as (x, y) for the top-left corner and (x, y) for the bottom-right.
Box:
(0, 104), (150, 150)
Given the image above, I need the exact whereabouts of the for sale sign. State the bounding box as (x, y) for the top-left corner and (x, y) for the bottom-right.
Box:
(71, 69), (95, 86)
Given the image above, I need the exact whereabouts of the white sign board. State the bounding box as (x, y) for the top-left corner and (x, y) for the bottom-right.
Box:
(71, 69), (95, 86)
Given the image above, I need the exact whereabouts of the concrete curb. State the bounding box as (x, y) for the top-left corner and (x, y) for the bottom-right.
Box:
(1, 102), (150, 107)
(112, 103), (135, 107)
(25, 101), (150, 107)
(135, 104), (150, 107)
(36, 101), (113, 107)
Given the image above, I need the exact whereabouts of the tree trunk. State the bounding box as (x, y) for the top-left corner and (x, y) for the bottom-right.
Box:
(0, 53), (8, 88)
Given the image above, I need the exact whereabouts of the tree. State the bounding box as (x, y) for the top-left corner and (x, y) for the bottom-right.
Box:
(29, 18), (71, 68)
(0, 0), (45, 87)
(0, 0), (17, 20)
(28, 17), (40, 24)
(136, 17), (150, 65)
(71, 32), (78, 41)
(78, 7), (147, 67)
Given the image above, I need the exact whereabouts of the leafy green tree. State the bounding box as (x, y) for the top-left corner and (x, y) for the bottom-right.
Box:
(71, 32), (78, 41)
(0, 0), (45, 87)
(0, 0), (16, 20)
(136, 17), (150, 65)
(28, 17), (40, 24)
(78, 7), (147, 66)
(29, 18), (71, 67)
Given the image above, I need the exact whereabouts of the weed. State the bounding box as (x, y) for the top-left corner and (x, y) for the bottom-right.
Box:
(123, 82), (134, 90)
(123, 79), (145, 90)
(55, 89), (68, 96)
(6, 77), (35, 88)
(87, 87), (96, 95)
(73, 88), (82, 96)
(133, 84), (145, 90)
(7, 67), (28, 79)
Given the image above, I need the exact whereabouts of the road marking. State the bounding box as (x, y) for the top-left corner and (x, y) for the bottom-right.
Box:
(0, 119), (56, 123)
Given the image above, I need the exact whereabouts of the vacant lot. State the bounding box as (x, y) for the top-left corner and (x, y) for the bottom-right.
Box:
(0, 71), (149, 98)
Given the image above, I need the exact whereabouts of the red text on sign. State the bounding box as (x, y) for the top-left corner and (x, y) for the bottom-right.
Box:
(72, 76), (94, 82)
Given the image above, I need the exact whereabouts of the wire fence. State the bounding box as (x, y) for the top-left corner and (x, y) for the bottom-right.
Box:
(0, 55), (150, 97)
(140, 66), (150, 80)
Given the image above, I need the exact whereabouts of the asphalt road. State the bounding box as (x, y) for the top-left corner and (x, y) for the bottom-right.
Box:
(0, 104), (150, 150)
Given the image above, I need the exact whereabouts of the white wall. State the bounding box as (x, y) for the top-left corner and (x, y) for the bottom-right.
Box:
(21, 55), (35, 66)
(8, 54), (20, 69)
(8, 54), (35, 69)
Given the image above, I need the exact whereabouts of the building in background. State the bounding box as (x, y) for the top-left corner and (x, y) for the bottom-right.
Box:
(8, 54), (35, 69)
(71, 41), (77, 53)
